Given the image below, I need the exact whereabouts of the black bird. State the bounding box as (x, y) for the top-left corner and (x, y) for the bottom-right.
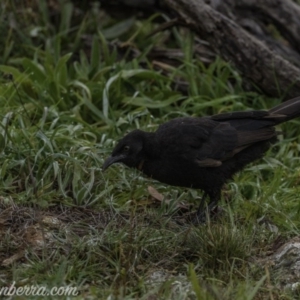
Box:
(103, 97), (300, 221)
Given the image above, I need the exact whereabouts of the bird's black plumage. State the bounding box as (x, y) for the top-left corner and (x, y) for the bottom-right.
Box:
(103, 97), (300, 221)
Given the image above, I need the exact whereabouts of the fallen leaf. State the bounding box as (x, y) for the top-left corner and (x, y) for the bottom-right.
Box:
(148, 186), (164, 201)
(2, 251), (25, 266)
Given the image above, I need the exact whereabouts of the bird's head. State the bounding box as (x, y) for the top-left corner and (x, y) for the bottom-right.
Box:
(102, 129), (146, 171)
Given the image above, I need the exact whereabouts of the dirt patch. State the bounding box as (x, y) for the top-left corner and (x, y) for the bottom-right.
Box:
(0, 199), (131, 266)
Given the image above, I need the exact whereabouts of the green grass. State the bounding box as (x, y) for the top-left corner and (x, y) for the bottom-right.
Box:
(0, 1), (300, 299)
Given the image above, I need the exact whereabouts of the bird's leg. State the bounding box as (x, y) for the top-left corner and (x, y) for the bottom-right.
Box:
(192, 192), (209, 224)
(192, 190), (220, 224)
(196, 192), (208, 217)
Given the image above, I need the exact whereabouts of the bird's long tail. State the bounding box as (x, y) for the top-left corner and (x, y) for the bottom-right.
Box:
(269, 96), (300, 123)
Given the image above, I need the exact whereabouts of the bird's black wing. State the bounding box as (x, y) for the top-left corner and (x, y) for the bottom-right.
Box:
(213, 110), (278, 158)
(156, 113), (276, 167)
(156, 117), (237, 167)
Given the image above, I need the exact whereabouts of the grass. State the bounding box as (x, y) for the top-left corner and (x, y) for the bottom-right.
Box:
(0, 1), (300, 299)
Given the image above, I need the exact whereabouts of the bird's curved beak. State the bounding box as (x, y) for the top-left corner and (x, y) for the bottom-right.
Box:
(102, 155), (124, 171)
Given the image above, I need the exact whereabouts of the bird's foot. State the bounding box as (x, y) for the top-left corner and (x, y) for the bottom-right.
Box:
(191, 202), (220, 225)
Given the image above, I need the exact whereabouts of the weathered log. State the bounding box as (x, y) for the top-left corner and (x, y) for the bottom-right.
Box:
(99, 0), (300, 67)
(206, 0), (300, 67)
(98, 0), (300, 98)
(164, 0), (300, 99)
(232, 0), (300, 53)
